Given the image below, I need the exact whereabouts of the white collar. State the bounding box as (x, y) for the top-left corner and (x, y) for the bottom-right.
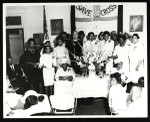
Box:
(10, 64), (14, 67)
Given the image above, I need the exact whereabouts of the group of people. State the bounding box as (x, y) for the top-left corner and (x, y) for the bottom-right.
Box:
(6, 29), (146, 116)
(54, 30), (144, 82)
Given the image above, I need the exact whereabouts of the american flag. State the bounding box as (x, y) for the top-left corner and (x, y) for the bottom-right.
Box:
(43, 6), (49, 40)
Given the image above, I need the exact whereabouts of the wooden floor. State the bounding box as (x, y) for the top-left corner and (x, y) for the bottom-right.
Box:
(75, 97), (110, 115)
(31, 97), (110, 116)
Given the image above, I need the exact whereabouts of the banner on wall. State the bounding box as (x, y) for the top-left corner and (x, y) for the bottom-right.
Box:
(75, 5), (118, 35)
(75, 5), (118, 22)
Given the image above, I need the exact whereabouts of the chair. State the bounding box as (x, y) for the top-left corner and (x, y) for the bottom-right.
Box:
(49, 81), (77, 115)
(54, 81), (73, 95)
(50, 94), (77, 114)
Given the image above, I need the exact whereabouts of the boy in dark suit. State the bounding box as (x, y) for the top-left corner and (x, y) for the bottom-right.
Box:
(7, 57), (30, 94)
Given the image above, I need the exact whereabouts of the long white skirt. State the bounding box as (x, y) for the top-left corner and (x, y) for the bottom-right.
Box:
(129, 60), (144, 83)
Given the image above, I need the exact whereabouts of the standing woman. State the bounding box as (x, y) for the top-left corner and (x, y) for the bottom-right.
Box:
(97, 31), (114, 75)
(97, 31), (114, 62)
(38, 45), (56, 97)
(19, 38), (43, 93)
(83, 32), (94, 62)
(95, 31), (104, 62)
(112, 34), (130, 74)
(128, 33), (144, 83)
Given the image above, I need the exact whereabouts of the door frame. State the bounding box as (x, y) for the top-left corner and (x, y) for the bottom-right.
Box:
(6, 28), (25, 60)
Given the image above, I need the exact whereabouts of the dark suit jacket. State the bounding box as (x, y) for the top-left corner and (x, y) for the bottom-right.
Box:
(73, 40), (83, 57)
(7, 64), (23, 81)
(66, 39), (83, 60)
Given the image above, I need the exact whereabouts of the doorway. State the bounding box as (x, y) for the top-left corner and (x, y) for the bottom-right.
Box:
(6, 28), (24, 64)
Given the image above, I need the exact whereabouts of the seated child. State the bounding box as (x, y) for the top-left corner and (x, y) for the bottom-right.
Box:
(111, 59), (130, 84)
(108, 72), (128, 115)
(55, 58), (75, 82)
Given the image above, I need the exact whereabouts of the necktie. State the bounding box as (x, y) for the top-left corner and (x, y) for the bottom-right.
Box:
(11, 65), (15, 72)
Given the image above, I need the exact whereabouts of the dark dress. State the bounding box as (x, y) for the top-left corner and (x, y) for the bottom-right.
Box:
(19, 49), (43, 89)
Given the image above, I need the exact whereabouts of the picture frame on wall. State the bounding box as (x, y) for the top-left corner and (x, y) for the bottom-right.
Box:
(50, 19), (64, 35)
(130, 15), (143, 32)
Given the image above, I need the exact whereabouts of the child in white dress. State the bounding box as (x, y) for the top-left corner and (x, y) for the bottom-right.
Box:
(38, 45), (56, 97)
(53, 36), (70, 68)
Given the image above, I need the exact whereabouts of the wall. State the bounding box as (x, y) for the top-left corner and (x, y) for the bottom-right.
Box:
(6, 5), (71, 47)
(123, 3), (147, 45)
(45, 5), (71, 47)
(6, 6), (43, 45)
(123, 3), (147, 109)
(75, 4), (118, 36)
(6, 3), (146, 45)
(123, 2), (147, 82)
(24, 6), (43, 43)
(76, 20), (118, 37)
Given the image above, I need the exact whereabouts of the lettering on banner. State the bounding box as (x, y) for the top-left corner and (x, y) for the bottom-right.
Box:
(76, 5), (92, 17)
(76, 5), (117, 18)
(100, 5), (117, 16)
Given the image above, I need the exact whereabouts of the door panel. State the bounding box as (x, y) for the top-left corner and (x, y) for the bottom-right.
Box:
(6, 29), (24, 64)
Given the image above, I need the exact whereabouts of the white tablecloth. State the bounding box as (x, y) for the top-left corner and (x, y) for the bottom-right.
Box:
(72, 76), (110, 98)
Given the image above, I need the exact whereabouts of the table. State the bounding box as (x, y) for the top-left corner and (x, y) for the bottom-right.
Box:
(72, 76), (110, 98)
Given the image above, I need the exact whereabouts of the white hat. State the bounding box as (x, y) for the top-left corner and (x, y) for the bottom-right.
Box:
(60, 58), (69, 66)
(114, 58), (123, 64)
(43, 39), (51, 44)
(21, 90), (39, 103)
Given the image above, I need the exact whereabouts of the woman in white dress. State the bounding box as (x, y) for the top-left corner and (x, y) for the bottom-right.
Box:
(97, 31), (114, 62)
(38, 45), (56, 97)
(97, 31), (114, 75)
(128, 33), (144, 83)
(82, 32), (94, 61)
(112, 34), (130, 74)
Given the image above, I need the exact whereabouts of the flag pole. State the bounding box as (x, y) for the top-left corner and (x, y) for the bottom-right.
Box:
(43, 5), (49, 42)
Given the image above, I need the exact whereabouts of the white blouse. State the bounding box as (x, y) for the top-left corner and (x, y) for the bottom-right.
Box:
(108, 84), (128, 112)
(97, 39), (114, 61)
(53, 46), (70, 59)
(55, 67), (75, 82)
(39, 53), (56, 69)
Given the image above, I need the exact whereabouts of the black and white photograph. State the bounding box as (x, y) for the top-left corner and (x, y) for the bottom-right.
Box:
(51, 19), (64, 35)
(3, 2), (147, 118)
(130, 15), (143, 32)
